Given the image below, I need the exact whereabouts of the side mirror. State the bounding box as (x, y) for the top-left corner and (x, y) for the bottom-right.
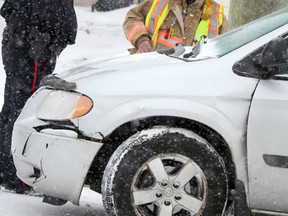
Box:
(253, 37), (287, 75)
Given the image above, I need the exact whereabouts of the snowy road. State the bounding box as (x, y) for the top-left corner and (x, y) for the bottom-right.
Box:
(0, 187), (105, 216)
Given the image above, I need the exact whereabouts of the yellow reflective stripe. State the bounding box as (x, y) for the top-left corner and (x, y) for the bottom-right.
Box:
(127, 22), (147, 42)
(194, 1), (223, 44)
(145, 0), (169, 50)
(151, 5), (169, 49)
(145, 0), (159, 32)
(194, 20), (209, 43)
(217, 4), (223, 27)
(145, 0), (168, 35)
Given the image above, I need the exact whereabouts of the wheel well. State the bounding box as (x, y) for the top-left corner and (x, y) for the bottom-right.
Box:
(86, 116), (236, 198)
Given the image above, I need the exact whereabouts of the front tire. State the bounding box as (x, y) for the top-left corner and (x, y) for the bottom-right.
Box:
(102, 127), (229, 216)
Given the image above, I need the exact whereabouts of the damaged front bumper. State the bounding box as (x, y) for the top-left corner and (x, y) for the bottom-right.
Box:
(12, 124), (102, 205)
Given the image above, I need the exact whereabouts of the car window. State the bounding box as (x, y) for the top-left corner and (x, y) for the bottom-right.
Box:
(199, 7), (288, 57)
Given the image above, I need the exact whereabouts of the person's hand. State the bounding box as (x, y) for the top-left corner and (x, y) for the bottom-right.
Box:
(137, 39), (153, 53)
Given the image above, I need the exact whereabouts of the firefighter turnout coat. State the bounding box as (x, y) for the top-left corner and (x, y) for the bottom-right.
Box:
(123, 0), (229, 53)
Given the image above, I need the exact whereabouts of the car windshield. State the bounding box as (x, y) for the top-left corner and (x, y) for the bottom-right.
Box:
(199, 7), (288, 57)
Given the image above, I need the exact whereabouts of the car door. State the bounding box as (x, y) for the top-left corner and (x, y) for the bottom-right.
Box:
(247, 35), (288, 213)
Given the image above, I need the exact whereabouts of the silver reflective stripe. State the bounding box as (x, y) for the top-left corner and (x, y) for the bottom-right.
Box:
(148, 0), (168, 37)
(208, 2), (218, 38)
(158, 34), (178, 47)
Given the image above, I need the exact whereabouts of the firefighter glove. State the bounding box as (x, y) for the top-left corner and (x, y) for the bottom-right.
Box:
(137, 39), (153, 53)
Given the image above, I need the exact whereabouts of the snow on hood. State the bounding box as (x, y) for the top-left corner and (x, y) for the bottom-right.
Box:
(57, 51), (187, 81)
(54, 51), (218, 96)
(52, 48), (256, 101)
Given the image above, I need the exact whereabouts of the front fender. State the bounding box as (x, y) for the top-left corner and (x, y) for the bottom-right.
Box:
(84, 97), (248, 178)
(93, 98), (246, 140)
(97, 97), (249, 190)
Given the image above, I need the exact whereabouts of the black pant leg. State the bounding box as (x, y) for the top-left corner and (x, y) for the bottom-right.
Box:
(0, 41), (57, 187)
(0, 31), (34, 187)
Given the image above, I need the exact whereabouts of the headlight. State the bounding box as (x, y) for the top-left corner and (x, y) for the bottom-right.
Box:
(37, 90), (93, 120)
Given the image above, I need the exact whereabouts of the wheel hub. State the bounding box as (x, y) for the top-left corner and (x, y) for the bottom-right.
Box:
(164, 187), (174, 197)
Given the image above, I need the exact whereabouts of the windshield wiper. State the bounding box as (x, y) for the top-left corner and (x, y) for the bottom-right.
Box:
(183, 36), (207, 58)
(183, 40), (200, 58)
(158, 35), (207, 59)
(158, 43), (185, 57)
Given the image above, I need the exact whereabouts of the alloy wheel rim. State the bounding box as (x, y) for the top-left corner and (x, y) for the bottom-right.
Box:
(132, 154), (208, 216)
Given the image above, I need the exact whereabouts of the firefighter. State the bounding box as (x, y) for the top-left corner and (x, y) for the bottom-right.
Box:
(123, 0), (229, 53)
(0, 0), (77, 193)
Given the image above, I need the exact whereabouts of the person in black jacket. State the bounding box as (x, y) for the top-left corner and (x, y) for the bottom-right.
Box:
(0, 0), (77, 193)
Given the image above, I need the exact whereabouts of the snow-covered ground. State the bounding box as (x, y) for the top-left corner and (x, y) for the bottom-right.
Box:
(0, 2), (132, 215)
(0, 187), (106, 216)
